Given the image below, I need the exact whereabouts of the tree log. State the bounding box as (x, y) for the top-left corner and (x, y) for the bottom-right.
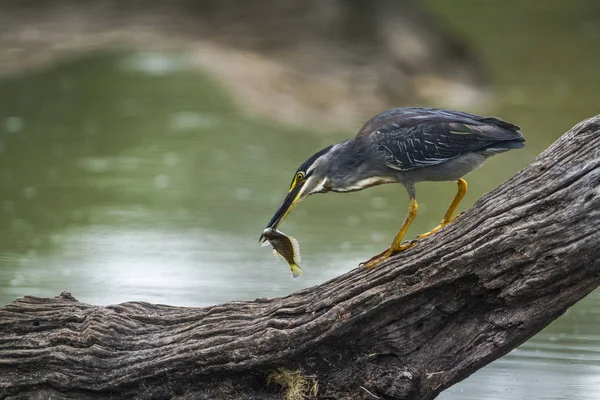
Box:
(1, 116), (600, 400)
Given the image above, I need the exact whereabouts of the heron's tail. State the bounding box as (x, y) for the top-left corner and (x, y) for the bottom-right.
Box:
(489, 140), (525, 149)
(479, 139), (525, 155)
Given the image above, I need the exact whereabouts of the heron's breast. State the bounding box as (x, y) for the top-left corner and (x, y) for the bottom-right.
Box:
(331, 176), (398, 192)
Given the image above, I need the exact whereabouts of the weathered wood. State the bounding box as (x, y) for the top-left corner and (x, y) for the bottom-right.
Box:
(1, 116), (600, 400)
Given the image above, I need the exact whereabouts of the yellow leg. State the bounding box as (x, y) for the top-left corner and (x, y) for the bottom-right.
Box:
(361, 198), (418, 269)
(417, 178), (467, 239)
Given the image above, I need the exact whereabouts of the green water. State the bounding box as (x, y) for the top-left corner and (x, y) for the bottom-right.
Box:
(1, 0), (599, 398)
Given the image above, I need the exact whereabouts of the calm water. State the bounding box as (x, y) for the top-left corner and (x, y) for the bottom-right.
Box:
(1, 1), (599, 398)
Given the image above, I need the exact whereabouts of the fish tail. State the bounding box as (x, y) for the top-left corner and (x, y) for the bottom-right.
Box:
(289, 263), (304, 278)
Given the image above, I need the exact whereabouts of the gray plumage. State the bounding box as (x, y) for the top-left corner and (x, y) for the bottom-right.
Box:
(358, 107), (524, 173)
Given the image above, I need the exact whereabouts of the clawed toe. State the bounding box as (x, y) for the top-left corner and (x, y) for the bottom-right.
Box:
(360, 248), (391, 269)
(417, 212), (465, 240)
(360, 240), (416, 269)
(451, 211), (465, 222)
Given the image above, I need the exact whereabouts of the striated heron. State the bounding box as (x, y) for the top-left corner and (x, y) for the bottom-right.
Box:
(261, 108), (525, 269)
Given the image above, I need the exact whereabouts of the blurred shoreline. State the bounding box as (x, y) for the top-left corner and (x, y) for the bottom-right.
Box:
(0, 0), (488, 130)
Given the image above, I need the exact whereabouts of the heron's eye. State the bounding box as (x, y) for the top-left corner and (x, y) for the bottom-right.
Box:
(289, 172), (305, 192)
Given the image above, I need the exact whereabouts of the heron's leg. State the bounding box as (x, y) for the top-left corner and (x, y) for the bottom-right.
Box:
(361, 195), (418, 269)
(417, 178), (467, 239)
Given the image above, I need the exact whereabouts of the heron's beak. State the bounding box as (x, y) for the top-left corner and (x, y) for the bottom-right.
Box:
(260, 182), (305, 242)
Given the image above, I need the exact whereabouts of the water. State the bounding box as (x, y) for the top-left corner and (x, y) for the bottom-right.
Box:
(1, 0), (600, 397)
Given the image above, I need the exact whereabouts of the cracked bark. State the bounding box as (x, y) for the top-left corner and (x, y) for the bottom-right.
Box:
(1, 116), (599, 400)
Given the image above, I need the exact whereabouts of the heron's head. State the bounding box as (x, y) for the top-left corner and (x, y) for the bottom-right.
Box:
(260, 140), (396, 241)
(260, 145), (335, 239)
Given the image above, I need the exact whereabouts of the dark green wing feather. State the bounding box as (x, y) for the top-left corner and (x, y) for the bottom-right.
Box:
(358, 108), (524, 171)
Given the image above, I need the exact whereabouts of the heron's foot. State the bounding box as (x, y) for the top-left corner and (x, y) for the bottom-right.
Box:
(417, 211), (466, 240)
(360, 241), (416, 269)
(452, 211), (465, 222)
(416, 225), (443, 240)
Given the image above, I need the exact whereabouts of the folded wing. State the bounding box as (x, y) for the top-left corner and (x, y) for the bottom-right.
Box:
(358, 108), (524, 171)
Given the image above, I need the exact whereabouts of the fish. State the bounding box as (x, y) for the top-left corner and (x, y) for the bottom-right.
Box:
(261, 227), (303, 278)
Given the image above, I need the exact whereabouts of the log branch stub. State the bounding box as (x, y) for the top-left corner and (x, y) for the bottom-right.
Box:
(1, 116), (600, 399)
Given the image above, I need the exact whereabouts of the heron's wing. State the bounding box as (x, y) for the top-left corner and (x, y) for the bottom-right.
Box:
(357, 108), (520, 137)
(362, 109), (523, 171)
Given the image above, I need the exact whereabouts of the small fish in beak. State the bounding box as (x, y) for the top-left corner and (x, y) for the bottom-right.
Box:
(261, 227), (303, 278)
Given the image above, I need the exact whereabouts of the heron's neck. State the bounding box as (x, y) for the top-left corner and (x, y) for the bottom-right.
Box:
(324, 139), (396, 192)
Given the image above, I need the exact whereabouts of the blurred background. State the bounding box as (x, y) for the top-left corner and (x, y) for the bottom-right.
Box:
(1, 0), (599, 398)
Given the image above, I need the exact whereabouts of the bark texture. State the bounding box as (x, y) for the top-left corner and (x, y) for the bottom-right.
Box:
(1, 116), (600, 400)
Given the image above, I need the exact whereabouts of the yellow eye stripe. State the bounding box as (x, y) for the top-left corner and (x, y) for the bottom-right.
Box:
(288, 173), (305, 192)
(288, 176), (298, 192)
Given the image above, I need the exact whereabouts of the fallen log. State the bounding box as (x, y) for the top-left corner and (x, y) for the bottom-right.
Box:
(1, 116), (599, 400)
